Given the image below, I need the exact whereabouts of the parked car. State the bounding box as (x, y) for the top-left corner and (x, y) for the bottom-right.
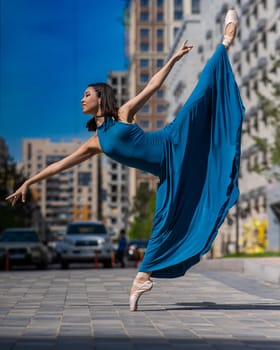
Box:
(127, 239), (149, 261)
(0, 228), (49, 269)
(60, 221), (114, 269)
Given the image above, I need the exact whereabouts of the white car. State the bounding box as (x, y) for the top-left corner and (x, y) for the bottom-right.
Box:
(60, 221), (114, 269)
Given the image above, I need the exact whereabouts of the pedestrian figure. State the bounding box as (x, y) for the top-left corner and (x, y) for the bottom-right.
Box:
(115, 229), (127, 268)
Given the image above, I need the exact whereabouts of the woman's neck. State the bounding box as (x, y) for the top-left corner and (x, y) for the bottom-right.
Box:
(94, 115), (105, 127)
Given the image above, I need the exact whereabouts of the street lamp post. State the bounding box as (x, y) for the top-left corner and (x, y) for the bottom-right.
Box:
(235, 201), (240, 254)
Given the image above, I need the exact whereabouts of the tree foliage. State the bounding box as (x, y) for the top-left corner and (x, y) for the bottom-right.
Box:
(0, 139), (35, 232)
(128, 182), (156, 239)
(251, 56), (280, 180)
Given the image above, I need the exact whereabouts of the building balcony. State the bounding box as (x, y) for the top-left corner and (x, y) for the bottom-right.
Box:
(249, 67), (258, 79)
(249, 29), (257, 42)
(242, 39), (249, 50)
(205, 30), (212, 40)
(257, 18), (267, 31)
(241, 3), (250, 15)
(233, 51), (241, 63)
(241, 75), (250, 86)
(275, 38), (280, 51)
(257, 57), (267, 69)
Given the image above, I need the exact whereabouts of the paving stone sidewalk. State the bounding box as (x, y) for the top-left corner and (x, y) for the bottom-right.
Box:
(0, 265), (280, 350)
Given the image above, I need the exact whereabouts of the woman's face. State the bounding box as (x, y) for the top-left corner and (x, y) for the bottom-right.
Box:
(81, 87), (100, 115)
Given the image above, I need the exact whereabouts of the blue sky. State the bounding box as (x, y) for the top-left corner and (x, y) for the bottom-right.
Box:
(0, 0), (127, 161)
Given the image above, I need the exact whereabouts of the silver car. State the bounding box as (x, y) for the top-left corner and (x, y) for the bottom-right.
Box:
(60, 221), (114, 269)
(0, 228), (49, 269)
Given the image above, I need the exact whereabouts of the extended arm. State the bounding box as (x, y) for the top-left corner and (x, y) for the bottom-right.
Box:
(6, 135), (102, 206)
(118, 40), (193, 122)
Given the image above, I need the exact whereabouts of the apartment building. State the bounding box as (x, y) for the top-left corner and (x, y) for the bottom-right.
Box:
(22, 139), (101, 234)
(235, 0), (280, 251)
(165, 0), (280, 255)
(105, 71), (130, 233)
(126, 0), (200, 194)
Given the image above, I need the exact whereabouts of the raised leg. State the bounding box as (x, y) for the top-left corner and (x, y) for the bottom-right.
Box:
(222, 9), (238, 49)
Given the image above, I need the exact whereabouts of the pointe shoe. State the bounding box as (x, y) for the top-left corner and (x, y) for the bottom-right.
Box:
(129, 279), (153, 312)
(222, 9), (238, 49)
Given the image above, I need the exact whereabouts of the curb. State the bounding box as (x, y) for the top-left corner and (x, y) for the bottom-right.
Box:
(192, 257), (280, 284)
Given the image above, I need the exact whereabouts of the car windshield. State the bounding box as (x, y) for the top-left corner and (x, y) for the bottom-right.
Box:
(0, 231), (40, 243)
(67, 224), (107, 235)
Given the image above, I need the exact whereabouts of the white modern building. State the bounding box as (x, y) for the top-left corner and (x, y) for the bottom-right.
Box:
(166, 0), (280, 255)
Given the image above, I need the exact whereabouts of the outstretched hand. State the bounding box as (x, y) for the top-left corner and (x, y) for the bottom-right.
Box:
(173, 40), (193, 62)
(5, 182), (28, 207)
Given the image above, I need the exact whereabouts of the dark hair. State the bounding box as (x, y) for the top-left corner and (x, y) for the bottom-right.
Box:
(86, 82), (119, 132)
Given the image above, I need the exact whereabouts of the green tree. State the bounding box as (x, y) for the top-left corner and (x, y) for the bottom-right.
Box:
(0, 139), (35, 232)
(128, 182), (156, 239)
(251, 56), (280, 180)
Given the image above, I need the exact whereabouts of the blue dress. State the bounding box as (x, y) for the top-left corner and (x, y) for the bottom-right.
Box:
(97, 44), (245, 278)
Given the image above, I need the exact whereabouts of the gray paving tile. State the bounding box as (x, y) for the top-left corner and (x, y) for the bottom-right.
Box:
(0, 264), (279, 350)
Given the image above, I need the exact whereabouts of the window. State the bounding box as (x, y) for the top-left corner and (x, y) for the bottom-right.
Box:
(192, 0), (200, 13)
(140, 11), (149, 22)
(174, 0), (183, 6)
(78, 172), (92, 186)
(156, 59), (164, 68)
(157, 89), (164, 98)
(262, 32), (267, 49)
(156, 120), (164, 129)
(140, 105), (150, 114)
(174, 0), (183, 19)
(157, 0), (163, 7)
(157, 12), (164, 22)
(140, 58), (149, 67)
(157, 104), (165, 113)
(140, 72), (149, 83)
(156, 28), (164, 38)
(140, 42), (149, 51)
(173, 27), (179, 38)
(140, 120), (150, 129)
(174, 10), (183, 20)
(140, 28), (149, 38)
(141, 0), (149, 6)
(121, 77), (127, 85)
(157, 42), (164, 52)
(27, 143), (32, 160)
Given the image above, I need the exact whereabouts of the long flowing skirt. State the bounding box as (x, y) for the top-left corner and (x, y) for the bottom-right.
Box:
(139, 44), (245, 278)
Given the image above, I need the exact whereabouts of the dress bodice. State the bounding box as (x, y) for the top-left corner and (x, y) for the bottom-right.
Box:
(97, 117), (166, 177)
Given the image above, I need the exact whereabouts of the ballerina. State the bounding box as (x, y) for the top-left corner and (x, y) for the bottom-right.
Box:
(6, 9), (243, 312)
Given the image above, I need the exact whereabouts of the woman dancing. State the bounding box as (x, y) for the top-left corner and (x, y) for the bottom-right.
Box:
(7, 10), (244, 311)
